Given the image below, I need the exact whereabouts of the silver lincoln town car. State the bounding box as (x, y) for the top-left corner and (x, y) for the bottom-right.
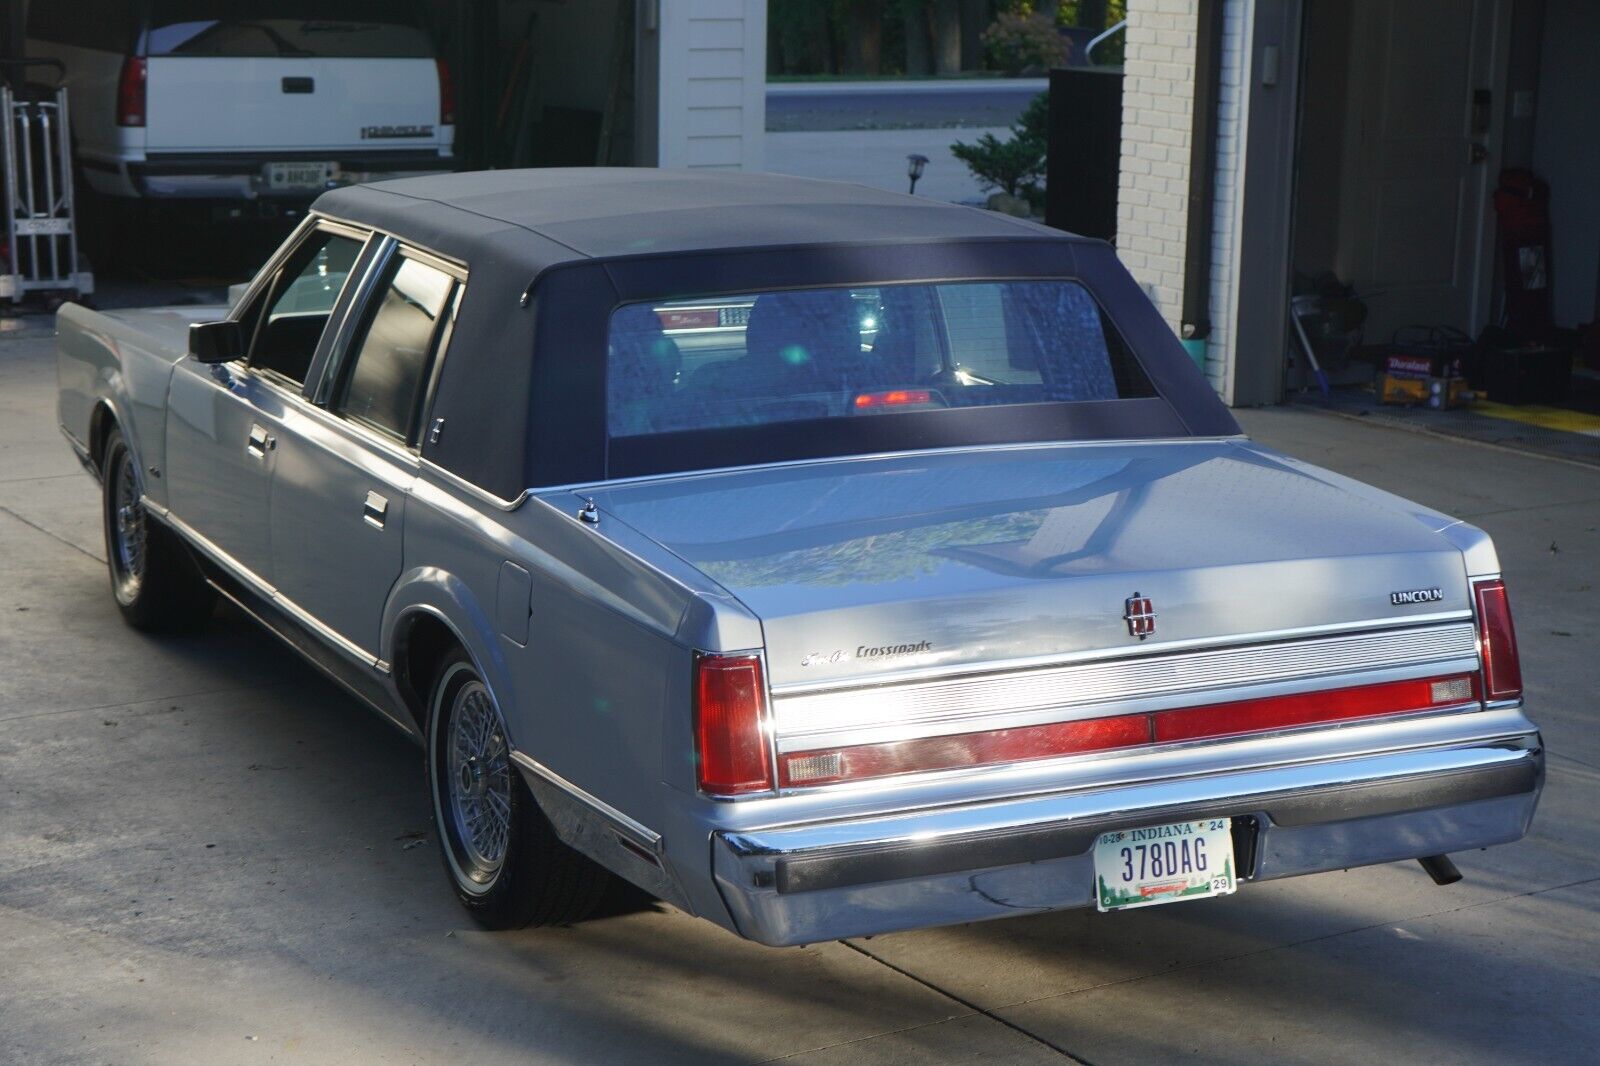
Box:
(56, 169), (1542, 943)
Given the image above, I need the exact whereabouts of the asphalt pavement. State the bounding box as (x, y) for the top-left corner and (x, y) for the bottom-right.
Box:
(1, 318), (1597, 1064)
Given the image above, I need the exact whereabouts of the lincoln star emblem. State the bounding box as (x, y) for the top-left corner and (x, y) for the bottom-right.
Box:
(1124, 592), (1156, 640)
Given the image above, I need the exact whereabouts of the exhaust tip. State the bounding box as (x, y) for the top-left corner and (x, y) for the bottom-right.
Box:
(1418, 854), (1463, 886)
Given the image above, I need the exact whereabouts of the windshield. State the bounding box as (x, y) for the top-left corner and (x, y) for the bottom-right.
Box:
(607, 280), (1154, 439)
(146, 2), (432, 58)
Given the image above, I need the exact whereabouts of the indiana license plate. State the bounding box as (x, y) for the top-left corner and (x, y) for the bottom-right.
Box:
(1093, 818), (1237, 911)
(264, 161), (333, 193)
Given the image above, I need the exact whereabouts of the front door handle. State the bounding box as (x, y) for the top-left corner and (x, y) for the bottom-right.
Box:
(363, 491), (389, 530)
(246, 423), (275, 459)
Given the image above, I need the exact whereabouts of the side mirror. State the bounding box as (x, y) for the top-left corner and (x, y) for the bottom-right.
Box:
(189, 320), (243, 364)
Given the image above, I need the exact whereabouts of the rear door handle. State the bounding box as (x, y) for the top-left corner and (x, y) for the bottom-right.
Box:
(363, 491), (389, 530)
(246, 423), (275, 459)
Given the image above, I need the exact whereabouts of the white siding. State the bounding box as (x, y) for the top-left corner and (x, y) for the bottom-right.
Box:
(656, 0), (767, 170)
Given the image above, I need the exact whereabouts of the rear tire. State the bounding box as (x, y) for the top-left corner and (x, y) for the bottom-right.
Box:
(100, 427), (215, 631)
(426, 649), (612, 929)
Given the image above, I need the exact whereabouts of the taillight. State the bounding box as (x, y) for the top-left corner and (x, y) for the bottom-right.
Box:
(853, 389), (933, 409)
(436, 58), (456, 126)
(694, 654), (773, 795)
(117, 56), (146, 127)
(1473, 578), (1523, 701)
(780, 670), (1480, 788)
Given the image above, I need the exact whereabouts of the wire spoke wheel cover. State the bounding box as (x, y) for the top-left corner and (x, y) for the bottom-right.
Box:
(108, 447), (147, 604)
(438, 673), (514, 893)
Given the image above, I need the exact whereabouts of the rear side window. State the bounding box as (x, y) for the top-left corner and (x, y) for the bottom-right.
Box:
(144, 2), (434, 58)
(607, 280), (1153, 438)
(335, 255), (456, 443)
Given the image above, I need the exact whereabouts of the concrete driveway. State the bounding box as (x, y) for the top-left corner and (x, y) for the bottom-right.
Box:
(1, 321), (1596, 1064)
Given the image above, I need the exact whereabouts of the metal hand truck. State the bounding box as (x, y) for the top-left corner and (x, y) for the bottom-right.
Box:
(1, 57), (92, 306)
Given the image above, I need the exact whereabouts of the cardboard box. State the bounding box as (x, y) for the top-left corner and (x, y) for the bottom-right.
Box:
(1378, 373), (1469, 409)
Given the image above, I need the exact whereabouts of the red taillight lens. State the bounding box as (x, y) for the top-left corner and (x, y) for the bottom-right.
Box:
(694, 655), (773, 795)
(117, 56), (146, 127)
(853, 389), (933, 409)
(1151, 672), (1478, 742)
(1473, 578), (1523, 701)
(436, 58), (456, 126)
(780, 671), (1479, 788)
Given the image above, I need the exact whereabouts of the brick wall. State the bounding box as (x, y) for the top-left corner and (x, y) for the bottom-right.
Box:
(1115, 0), (1200, 336)
(1115, 0), (1253, 403)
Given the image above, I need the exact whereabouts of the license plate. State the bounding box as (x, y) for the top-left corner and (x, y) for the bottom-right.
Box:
(1093, 818), (1237, 911)
(264, 161), (334, 193)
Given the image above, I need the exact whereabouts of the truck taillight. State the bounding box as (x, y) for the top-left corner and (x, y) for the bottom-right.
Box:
(1473, 578), (1523, 701)
(117, 56), (146, 127)
(694, 655), (773, 795)
(436, 58), (456, 126)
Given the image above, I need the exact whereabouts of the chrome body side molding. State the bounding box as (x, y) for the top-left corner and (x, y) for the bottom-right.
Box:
(509, 750), (692, 912)
(155, 502), (389, 673)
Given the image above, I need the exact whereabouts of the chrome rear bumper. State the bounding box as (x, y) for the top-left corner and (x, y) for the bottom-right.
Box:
(712, 724), (1543, 946)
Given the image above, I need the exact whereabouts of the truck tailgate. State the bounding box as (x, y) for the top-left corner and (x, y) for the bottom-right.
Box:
(145, 57), (442, 153)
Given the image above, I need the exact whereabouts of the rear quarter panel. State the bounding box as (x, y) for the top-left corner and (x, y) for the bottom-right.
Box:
(389, 475), (763, 917)
(56, 303), (195, 507)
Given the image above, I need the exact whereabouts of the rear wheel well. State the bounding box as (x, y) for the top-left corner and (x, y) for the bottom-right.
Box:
(87, 402), (117, 474)
(395, 613), (462, 734)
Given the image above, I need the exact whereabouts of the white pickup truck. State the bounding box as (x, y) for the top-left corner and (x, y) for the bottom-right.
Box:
(25, 0), (454, 223)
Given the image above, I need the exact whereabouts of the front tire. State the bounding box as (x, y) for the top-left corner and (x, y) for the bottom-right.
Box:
(427, 650), (611, 929)
(100, 427), (215, 630)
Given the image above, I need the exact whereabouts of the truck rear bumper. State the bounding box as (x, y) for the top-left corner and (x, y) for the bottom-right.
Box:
(82, 151), (451, 201)
(711, 725), (1543, 946)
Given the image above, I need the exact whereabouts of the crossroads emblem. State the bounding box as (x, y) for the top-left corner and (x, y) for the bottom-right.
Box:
(1124, 592), (1156, 640)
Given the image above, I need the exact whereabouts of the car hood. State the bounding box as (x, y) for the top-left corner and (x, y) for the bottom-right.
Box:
(582, 441), (1473, 688)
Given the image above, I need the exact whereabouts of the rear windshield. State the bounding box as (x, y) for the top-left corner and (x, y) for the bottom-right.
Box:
(145, 2), (432, 58)
(607, 281), (1154, 439)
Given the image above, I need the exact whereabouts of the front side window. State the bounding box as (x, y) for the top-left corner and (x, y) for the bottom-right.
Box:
(246, 230), (364, 387)
(607, 280), (1153, 438)
(334, 255), (456, 443)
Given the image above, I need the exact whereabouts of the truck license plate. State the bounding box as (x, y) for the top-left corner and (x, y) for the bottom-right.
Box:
(1093, 818), (1237, 911)
(264, 161), (333, 193)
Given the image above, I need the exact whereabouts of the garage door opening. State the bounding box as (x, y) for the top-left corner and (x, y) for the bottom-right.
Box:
(1276, 0), (1600, 461)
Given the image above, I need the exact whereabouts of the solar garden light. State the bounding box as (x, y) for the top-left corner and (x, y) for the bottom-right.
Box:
(906, 154), (929, 195)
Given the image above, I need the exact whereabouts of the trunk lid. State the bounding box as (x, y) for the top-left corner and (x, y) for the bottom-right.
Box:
(584, 441), (1473, 690)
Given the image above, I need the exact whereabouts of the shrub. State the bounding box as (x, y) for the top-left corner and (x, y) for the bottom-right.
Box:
(982, 12), (1072, 74)
(951, 91), (1049, 201)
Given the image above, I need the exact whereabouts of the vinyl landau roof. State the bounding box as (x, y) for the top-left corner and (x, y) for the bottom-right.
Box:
(310, 168), (1236, 499)
(313, 167), (1090, 272)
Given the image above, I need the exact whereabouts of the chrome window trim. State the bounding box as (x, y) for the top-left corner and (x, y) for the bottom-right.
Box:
(151, 500), (389, 672)
(419, 458), (529, 512)
(772, 622), (1482, 754)
(312, 235), (400, 407)
(227, 216), (374, 330)
(309, 209), (470, 276)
